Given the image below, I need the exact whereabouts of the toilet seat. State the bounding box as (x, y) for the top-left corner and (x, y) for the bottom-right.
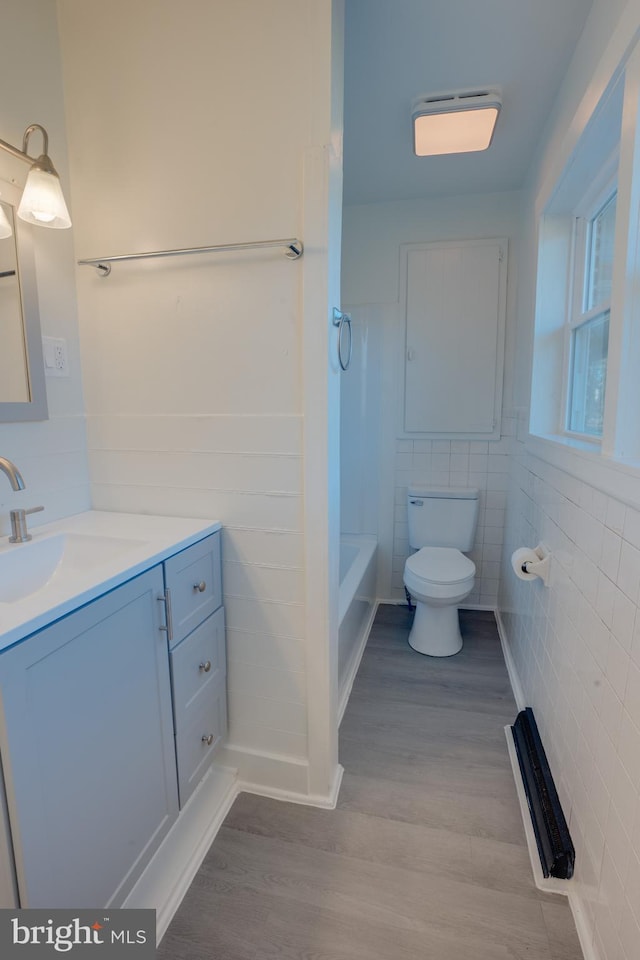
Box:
(405, 546), (475, 584)
(404, 547), (475, 602)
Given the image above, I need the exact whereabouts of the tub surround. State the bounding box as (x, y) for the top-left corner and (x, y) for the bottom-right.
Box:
(338, 534), (377, 719)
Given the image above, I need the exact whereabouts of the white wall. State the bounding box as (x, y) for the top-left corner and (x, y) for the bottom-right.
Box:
(0, 0), (89, 531)
(502, 427), (640, 960)
(57, 0), (341, 800)
(500, 3), (640, 959)
(341, 191), (522, 603)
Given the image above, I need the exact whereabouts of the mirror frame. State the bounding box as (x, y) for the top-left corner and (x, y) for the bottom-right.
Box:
(0, 180), (48, 422)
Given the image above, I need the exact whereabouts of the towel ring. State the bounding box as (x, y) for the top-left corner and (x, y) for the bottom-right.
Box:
(332, 308), (352, 371)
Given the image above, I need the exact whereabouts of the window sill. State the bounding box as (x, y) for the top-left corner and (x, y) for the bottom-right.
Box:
(526, 432), (640, 510)
(538, 431), (602, 453)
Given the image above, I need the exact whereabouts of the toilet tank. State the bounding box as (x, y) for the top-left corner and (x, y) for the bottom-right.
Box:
(407, 487), (479, 551)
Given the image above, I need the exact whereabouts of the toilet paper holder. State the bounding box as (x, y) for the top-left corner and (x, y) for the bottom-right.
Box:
(511, 544), (551, 587)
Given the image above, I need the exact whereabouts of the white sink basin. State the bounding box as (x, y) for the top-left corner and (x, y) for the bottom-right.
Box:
(0, 535), (64, 603)
(0, 532), (145, 604)
(0, 510), (221, 653)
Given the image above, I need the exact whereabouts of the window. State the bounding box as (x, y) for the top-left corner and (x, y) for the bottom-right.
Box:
(529, 72), (625, 453)
(530, 57), (640, 471)
(566, 186), (617, 438)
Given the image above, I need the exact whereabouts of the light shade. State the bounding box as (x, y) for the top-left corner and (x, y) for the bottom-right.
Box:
(0, 124), (72, 231)
(412, 92), (501, 157)
(18, 161), (71, 229)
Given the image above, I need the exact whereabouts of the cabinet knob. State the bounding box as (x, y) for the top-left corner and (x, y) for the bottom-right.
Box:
(199, 660), (212, 673)
(193, 581), (207, 593)
(202, 734), (214, 746)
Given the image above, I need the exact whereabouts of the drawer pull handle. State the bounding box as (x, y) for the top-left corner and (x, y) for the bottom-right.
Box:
(202, 734), (214, 746)
(199, 660), (212, 673)
(157, 590), (173, 644)
(194, 581), (207, 593)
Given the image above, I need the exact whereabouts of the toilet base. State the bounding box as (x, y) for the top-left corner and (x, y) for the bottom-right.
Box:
(407, 600), (463, 657)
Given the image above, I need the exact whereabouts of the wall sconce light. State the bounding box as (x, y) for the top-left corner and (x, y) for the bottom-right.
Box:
(0, 124), (71, 232)
(412, 90), (501, 157)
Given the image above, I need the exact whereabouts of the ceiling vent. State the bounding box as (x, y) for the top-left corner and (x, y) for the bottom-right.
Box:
(412, 90), (501, 157)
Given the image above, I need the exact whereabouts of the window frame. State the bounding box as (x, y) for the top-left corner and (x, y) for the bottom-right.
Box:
(528, 36), (640, 489)
(561, 166), (618, 443)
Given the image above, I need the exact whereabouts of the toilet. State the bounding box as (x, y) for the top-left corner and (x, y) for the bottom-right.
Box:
(403, 487), (479, 657)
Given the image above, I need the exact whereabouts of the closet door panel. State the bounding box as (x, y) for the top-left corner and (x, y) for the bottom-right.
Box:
(403, 239), (506, 436)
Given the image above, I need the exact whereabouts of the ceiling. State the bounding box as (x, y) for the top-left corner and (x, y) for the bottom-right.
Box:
(343, 0), (594, 206)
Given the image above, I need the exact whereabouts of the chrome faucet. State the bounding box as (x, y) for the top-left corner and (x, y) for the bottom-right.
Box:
(0, 457), (25, 491)
(0, 457), (44, 542)
(9, 506), (44, 543)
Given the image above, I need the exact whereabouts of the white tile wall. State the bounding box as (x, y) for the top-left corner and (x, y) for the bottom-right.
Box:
(391, 419), (515, 605)
(59, 0), (336, 788)
(341, 191), (522, 602)
(500, 410), (640, 960)
(87, 413), (307, 761)
(0, 416), (90, 535)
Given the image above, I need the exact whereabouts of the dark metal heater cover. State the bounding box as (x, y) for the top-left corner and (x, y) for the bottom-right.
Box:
(512, 708), (575, 880)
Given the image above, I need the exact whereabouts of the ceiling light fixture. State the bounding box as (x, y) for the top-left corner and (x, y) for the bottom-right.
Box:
(0, 124), (71, 230)
(412, 90), (501, 157)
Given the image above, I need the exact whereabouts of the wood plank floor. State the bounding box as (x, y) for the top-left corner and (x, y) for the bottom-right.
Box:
(158, 604), (583, 960)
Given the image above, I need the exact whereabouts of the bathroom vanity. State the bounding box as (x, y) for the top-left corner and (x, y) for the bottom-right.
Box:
(0, 511), (225, 910)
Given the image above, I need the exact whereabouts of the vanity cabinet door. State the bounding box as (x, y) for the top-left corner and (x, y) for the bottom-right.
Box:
(0, 566), (179, 909)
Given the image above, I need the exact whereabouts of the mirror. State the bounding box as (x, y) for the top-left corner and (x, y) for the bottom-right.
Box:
(0, 180), (48, 422)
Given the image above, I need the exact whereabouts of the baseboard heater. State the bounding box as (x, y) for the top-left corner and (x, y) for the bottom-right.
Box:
(511, 708), (575, 880)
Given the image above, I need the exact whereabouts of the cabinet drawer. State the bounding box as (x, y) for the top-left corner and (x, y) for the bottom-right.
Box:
(164, 533), (221, 647)
(170, 608), (225, 722)
(175, 680), (227, 807)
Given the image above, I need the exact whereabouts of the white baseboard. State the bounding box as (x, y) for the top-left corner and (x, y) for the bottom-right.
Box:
(377, 598), (498, 613)
(124, 763), (238, 943)
(238, 762), (344, 810)
(459, 602), (499, 612)
(217, 743), (310, 796)
(503, 725), (569, 896)
(495, 607), (526, 710)
(505, 724), (597, 959)
(124, 752), (345, 947)
(499, 619), (596, 960)
(218, 742), (345, 809)
(568, 892), (600, 960)
(338, 600), (379, 724)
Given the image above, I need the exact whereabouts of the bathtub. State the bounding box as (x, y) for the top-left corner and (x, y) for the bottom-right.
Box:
(338, 534), (377, 720)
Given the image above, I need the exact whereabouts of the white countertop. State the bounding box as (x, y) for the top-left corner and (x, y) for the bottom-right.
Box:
(0, 510), (221, 653)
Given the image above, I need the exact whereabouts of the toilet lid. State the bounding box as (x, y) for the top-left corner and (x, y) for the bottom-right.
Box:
(406, 547), (475, 584)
